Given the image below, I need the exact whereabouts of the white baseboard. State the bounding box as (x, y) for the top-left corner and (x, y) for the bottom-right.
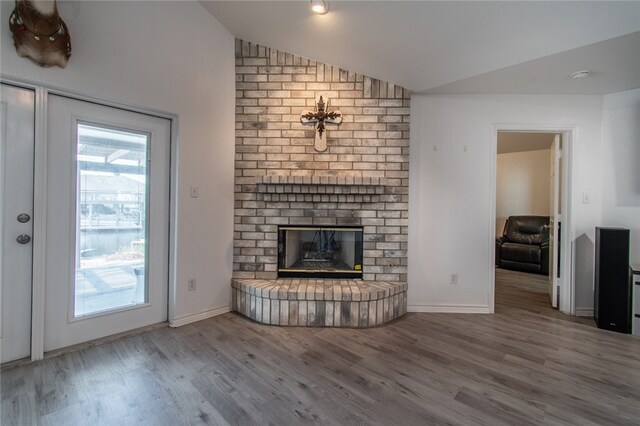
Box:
(408, 304), (491, 314)
(574, 308), (594, 317)
(169, 305), (230, 327)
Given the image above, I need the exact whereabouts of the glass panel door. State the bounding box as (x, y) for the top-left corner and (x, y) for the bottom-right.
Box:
(75, 124), (149, 317)
(45, 95), (170, 352)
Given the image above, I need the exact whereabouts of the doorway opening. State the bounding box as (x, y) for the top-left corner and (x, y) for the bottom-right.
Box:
(492, 128), (573, 315)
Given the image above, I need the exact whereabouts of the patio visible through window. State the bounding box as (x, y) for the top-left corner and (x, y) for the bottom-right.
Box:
(74, 124), (149, 317)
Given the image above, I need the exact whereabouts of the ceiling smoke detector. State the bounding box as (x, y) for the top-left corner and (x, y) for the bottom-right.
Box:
(571, 70), (591, 80)
(311, 0), (328, 14)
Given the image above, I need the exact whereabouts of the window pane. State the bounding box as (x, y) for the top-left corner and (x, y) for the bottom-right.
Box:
(74, 123), (148, 317)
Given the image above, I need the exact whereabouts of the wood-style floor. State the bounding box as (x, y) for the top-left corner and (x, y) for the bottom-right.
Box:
(3, 269), (640, 425)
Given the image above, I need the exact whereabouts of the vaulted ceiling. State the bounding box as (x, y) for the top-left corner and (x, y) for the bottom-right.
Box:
(201, 1), (640, 95)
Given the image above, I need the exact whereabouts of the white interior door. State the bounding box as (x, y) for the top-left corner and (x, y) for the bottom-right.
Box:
(0, 84), (35, 363)
(548, 134), (561, 308)
(45, 95), (170, 352)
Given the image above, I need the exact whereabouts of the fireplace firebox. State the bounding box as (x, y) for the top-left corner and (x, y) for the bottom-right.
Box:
(278, 226), (364, 278)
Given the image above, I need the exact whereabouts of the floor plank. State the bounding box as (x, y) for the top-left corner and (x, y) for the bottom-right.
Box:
(3, 269), (640, 425)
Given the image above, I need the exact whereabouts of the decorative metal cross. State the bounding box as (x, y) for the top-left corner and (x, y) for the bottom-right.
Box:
(300, 96), (342, 152)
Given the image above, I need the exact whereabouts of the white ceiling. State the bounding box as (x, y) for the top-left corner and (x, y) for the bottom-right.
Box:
(427, 31), (640, 95)
(497, 132), (555, 155)
(201, 1), (640, 94)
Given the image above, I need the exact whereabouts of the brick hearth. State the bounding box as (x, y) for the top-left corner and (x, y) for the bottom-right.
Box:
(232, 279), (407, 327)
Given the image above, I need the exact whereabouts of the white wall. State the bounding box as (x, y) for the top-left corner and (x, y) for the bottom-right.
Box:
(496, 149), (551, 235)
(602, 88), (640, 266)
(0, 2), (236, 323)
(409, 95), (603, 313)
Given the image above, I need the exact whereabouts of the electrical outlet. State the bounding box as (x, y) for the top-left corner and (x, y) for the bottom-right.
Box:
(450, 273), (458, 285)
(188, 278), (196, 291)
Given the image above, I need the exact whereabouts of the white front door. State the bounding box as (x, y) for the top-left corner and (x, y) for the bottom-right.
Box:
(44, 95), (170, 352)
(0, 84), (35, 363)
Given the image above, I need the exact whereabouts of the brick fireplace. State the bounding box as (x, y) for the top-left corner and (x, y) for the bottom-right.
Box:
(232, 40), (410, 327)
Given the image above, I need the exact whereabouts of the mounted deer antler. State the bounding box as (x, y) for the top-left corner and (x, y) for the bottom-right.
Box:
(9, 0), (71, 68)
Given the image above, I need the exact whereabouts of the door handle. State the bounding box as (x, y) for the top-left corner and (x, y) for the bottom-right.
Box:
(16, 234), (31, 244)
(17, 213), (31, 223)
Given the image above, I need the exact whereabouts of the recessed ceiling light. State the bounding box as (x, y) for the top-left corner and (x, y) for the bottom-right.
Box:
(570, 70), (590, 80)
(311, 0), (328, 14)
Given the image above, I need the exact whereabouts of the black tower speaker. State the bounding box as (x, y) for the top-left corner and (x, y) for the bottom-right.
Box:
(594, 227), (632, 333)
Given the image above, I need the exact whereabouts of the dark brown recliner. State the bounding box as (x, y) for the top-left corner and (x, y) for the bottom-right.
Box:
(495, 216), (550, 275)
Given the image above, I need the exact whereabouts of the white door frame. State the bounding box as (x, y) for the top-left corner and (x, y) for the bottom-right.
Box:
(549, 134), (561, 308)
(0, 77), (179, 361)
(490, 124), (575, 315)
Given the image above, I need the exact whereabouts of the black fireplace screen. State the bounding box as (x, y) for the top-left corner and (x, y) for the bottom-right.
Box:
(278, 226), (363, 278)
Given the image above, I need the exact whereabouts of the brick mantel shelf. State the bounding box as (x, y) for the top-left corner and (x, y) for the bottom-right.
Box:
(256, 175), (388, 187)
